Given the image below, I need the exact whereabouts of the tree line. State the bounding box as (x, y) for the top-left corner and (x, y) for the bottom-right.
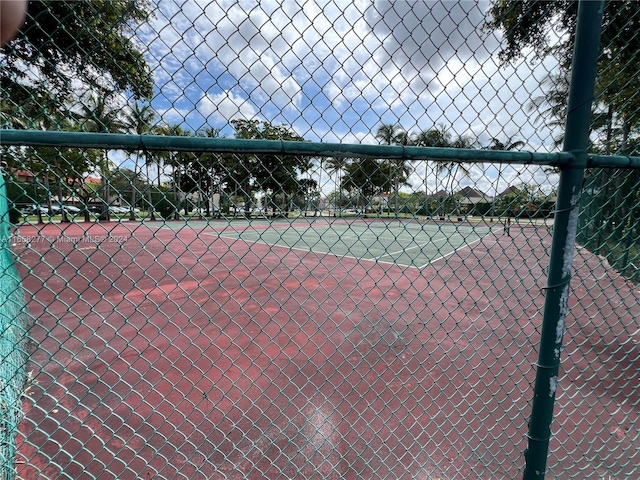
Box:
(320, 123), (527, 217)
(2, 108), (320, 221)
(4, 107), (548, 223)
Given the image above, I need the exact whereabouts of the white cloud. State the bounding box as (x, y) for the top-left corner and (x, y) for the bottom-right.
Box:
(154, 106), (194, 125)
(198, 90), (259, 125)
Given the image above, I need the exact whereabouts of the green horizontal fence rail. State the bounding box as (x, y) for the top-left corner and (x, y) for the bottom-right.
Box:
(1, 129), (575, 165)
(1, 0), (639, 479)
(4, 129), (640, 169)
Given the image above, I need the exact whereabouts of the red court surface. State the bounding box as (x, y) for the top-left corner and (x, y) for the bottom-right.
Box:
(11, 220), (639, 479)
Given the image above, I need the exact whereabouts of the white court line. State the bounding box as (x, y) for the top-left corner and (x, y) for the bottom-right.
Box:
(207, 230), (428, 269)
(418, 236), (487, 269)
(374, 235), (451, 260)
(229, 229), (448, 262)
(210, 232), (408, 269)
(202, 228), (496, 272)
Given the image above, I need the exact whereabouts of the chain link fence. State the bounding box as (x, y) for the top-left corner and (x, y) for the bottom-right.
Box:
(1, 1), (639, 479)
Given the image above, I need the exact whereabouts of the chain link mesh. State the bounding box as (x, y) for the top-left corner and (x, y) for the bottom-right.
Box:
(0, 1), (638, 479)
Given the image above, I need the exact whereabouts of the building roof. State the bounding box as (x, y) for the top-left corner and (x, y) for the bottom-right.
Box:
(427, 190), (449, 199)
(458, 186), (490, 201)
(496, 185), (522, 198)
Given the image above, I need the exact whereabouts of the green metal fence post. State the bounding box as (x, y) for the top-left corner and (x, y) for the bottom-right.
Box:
(523, 1), (604, 479)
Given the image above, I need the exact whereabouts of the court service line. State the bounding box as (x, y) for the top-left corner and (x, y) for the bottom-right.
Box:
(207, 232), (422, 271)
(220, 229), (444, 263)
(418, 236), (486, 269)
(373, 234), (452, 260)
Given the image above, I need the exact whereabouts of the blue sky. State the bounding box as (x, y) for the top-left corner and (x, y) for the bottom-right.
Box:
(128, 0), (562, 196)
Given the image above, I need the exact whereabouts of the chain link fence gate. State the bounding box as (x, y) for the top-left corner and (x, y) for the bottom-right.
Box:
(1, 0), (639, 478)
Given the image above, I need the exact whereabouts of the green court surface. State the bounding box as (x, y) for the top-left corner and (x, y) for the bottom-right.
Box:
(199, 220), (498, 269)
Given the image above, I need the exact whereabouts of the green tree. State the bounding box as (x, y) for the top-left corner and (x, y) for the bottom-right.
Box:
(341, 157), (388, 209)
(487, 1), (640, 239)
(375, 123), (410, 217)
(230, 120), (311, 218)
(486, 136), (525, 220)
(435, 134), (475, 195)
(176, 129), (226, 218)
(197, 128), (228, 216)
(108, 168), (146, 206)
(2, 0), (153, 101)
(428, 134), (476, 219)
(375, 123), (403, 146)
(412, 125), (452, 149)
(295, 177), (319, 215)
(412, 124), (453, 208)
(495, 183), (547, 218)
(0, 97), (29, 129)
(156, 123), (191, 218)
(487, 1), (640, 145)
(486, 136), (525, 152)
(22, 140), (99, 223)
(10, 96), (97, 222)
(327, 189), (350, 211)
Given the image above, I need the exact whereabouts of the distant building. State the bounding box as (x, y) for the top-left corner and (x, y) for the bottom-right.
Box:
(13, 169), (35, 183)
(427, 187), (491, 205)
(427, 190), (449, 200)
(457, 186), (492, 208)
(495, 185), (522, 198)
(10, 168), (103, 204)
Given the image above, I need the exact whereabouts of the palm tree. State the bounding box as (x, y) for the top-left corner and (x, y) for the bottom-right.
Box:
(326, 157), (350, 215)
(0, 98), (28, 129)
(156, 123), (188, 219)
(375, 123), (408, 217)
(433, 134), (476, 219)
(412, 124), (452, 206)
(487, 136), (525, 152)
(5, 89), (63, 223)
(33, 96), (74, 223)
(76, 92), (125, 221)
(375, 123), (403, 145)
(317, 157), (324, 214)
(437, 134), (475, 193)
(1, 85), (60, 130)
(197, 127), (223, 217)
(297, 156), (317, 216)
(123, 102), (156, 220)
(412, 124), (452, 149)
(149, 126), (167, 190)
(486, 136), (525, 220)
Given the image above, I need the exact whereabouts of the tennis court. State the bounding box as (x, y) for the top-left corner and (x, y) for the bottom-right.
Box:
(13, 217), (638, 479)
(181, 218), (499, 269)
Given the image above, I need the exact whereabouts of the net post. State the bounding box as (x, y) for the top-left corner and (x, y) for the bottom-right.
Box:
(523, 1), (604, 479)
